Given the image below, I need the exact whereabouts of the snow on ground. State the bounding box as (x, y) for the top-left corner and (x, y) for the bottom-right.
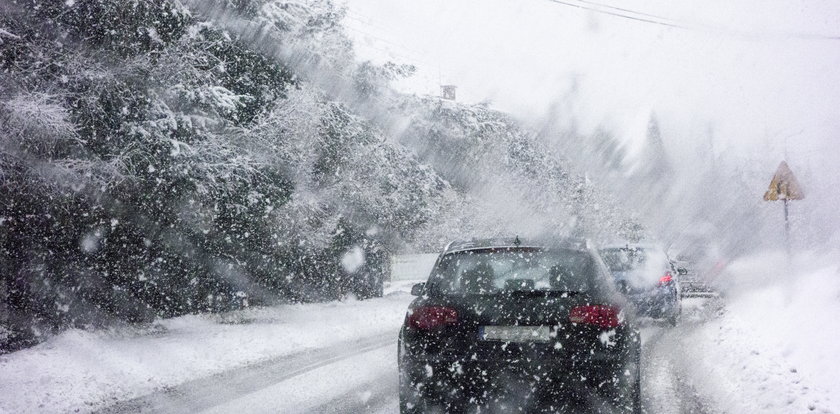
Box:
(201, 345), (396, 414)
(669, 251), (840, 413)
(0, 286), (418, 414)
(3, 250), (839, 414)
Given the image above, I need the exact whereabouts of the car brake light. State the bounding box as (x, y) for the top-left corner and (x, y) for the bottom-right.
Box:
(569, 305), (621, 328)
(659, 272), (673, 286)
(407, 306), (458, 330)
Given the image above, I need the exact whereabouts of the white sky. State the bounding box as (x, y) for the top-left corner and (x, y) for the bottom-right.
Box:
(341, 0), (840, 174)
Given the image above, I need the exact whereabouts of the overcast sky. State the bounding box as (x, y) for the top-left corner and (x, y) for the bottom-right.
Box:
(340, 0), (840, 247)
(342, 0), (840, 173)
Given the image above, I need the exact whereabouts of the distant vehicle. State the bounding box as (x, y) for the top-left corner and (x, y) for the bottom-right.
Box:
(666, 225), (727, 297)
(668, 257), (718, 298)
(398, 237), (641, 413)
(599, 244), (682, 325)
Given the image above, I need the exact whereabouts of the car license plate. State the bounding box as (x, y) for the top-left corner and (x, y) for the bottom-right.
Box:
(480, 326), (551, 343)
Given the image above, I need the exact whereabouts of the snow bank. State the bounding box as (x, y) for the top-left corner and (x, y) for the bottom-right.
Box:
(0, 291), (415, 413)
(675, 251), (840, 413)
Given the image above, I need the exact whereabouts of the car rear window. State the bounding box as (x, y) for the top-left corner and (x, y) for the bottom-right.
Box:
(600, 247), (668, 272)
(426, 248), (594, 295)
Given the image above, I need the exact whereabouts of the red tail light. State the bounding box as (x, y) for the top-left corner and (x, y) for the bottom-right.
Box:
(569, 305), (621, 328)
(407, 306), (458, 330)
(659, 272), (673, 286)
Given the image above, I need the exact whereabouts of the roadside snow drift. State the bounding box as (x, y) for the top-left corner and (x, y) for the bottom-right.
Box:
(670, 251), (840, 413)
(0, 290), (415, 414)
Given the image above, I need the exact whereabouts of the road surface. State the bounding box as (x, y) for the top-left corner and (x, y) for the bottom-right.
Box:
(100, 297), (721, 413)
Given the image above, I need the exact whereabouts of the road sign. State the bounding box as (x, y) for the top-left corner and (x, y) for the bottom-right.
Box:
(763, 161), (804, 201)
(763, 161), (803, 255)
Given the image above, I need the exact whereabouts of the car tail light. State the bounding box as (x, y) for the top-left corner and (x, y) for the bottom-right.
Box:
(659, 272), (673, 286)
(407, 306), (458, 330)
(569, 305), (621, 328)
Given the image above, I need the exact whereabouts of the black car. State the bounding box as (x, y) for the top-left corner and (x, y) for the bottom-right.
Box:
(398, 238), (641, 413)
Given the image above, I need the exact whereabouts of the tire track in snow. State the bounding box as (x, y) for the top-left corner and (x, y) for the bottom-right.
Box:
(640, 302), (719, 414)
(98, 332), (396, 414)
(304, 373), (398, 414)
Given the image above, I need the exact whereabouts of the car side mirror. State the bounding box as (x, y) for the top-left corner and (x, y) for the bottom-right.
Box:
(410, 283), (426, 296)
(677, 267), (688, 275)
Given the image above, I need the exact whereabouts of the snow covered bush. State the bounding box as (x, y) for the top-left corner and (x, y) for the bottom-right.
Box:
(0, 0), (446, 349)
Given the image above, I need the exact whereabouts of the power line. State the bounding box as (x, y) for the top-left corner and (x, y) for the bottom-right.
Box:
(547, 0), (685, 29)
(544, 0), (840, 41)
(575, 0), (689, 23)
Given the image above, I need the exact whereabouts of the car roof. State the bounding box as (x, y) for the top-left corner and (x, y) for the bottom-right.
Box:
(599, 242), (666, 251)
(443, 237), (589, 254)
(599, 242), (672, 262)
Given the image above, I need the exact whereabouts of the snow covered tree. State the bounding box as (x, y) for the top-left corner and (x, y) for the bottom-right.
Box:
(0, 0), (645, 354)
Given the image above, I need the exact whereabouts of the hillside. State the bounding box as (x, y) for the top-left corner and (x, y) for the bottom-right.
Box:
(0, 0), (639, 352)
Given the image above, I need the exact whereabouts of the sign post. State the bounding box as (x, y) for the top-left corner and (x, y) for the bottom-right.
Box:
(763, 161), (804, 252)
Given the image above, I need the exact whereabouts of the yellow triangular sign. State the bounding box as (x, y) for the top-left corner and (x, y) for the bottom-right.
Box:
(763, 161), (804, 201)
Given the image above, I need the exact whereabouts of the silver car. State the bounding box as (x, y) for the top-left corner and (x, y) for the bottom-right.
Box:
(599, 244), (682, 325)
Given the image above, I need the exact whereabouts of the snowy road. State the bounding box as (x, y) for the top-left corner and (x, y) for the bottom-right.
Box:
(640, 317), (718, 414)
(99, 333), (398, 413)
(97, 332), (399, 414)
(101, 301), (720, 413)
(9, 255), (837, 414)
